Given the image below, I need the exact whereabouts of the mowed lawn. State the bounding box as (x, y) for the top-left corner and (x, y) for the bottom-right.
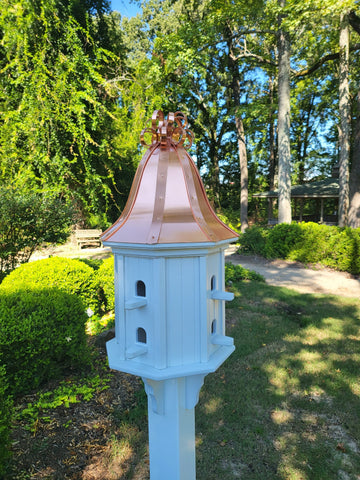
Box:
(9, 280), (360, 479)
(196, 281), (360, 480)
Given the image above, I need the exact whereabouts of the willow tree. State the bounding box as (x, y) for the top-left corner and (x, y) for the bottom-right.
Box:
(0, 0), (134, 225)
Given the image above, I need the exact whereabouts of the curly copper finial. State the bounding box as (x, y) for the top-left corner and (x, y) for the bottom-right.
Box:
(140, 110), (194, 150)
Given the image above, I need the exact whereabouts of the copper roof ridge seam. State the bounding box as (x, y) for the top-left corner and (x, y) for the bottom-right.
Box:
(146, 144), (169, 243)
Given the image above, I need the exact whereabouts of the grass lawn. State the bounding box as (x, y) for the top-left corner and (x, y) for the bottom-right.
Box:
(9, 281), (360, 479)
(196, 281), (360, 480)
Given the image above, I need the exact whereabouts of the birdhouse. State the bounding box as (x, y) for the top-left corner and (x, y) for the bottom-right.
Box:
(101, 110), (238, 479)
(102, 110), (238, 380)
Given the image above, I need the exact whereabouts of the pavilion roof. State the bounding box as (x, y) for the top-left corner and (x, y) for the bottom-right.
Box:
(253, 178), (339, 199)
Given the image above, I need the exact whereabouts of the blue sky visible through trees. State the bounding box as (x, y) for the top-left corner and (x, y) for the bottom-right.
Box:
(111, 0), (140, 17)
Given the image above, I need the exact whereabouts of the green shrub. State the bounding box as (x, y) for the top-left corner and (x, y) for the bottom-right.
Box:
(97, 256), (115, 311)
(349, 228), (360, 274)
(322, 227), (360, 274)
(239, 226), (269, 255)
(0, 287), (90, 396)
(265, 223), (303, 259)
(0, 187), (73, 277)
(0, 257), (100, 313)
(77, 257), (103, 271)
(225, 262), (265, 284)
(286, 222), (333, 264)
(236, 222), (360, 275)
(0, 364), (13, 476)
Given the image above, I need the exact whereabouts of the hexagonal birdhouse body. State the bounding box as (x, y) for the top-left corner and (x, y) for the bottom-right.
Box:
(105, 241), (234, 381)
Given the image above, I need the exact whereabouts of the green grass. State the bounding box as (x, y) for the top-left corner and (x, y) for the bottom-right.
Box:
(196, 281), (360, 479)
(8, 280), (360, 479)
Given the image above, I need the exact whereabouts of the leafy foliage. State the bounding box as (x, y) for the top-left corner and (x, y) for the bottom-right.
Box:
(225, 262), (265, 284)
(0, 257), (101, 312)
(238, 225), (269, 256)
(17, 374), (110, 434)
(0, 0), (141, 225)
(97, 255), (115, 311)
(0, 287), (91, 396)
(264, 223), (304, 259)
(0, 187), (73, 278)
(239, 222), (360, 274)
(0, 364), (13, 475)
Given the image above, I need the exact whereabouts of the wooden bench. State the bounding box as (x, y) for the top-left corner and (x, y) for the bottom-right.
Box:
(75, 229), (103, 249)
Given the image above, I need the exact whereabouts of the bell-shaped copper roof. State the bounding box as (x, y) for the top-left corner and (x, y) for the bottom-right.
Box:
(101, 111), (238, 245)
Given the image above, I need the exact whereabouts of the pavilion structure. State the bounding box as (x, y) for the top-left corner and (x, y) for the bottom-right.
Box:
(253, 177), (339, 225)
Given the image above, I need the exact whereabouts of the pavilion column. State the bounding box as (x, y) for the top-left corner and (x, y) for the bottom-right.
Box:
(320, 199), (324, 223)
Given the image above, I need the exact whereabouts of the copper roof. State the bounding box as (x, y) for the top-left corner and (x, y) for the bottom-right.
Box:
(101, 111), (238, 245)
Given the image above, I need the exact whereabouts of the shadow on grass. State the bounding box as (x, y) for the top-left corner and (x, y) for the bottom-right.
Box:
(196, 281), (360, 480)
(8, 281), (360, 480)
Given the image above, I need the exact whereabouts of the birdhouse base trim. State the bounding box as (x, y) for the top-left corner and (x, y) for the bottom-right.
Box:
(106, 337), (235, 381)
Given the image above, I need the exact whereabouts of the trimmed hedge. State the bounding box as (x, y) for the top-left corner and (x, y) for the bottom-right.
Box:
(0, 257), (100, 313)
(0, 364), (13, 476)
(97, 256), (115, 311)
(225, 262), (265, 284)
(238, 225), (269, 256)
(239, 223), (360, 275)
(0, 287), (90, 396)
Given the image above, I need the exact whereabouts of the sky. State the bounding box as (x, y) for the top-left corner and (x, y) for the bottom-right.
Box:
(110, 0), (140, 17)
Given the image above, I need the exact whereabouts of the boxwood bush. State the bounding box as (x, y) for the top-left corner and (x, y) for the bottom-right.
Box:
(0, 364), (13, 475)
(225, 262), (265, 284)
(97, 256), (115, 311)
(239, 223), (360, 275)
(238, 225), (269, 256)
(0, 287), (90, 396)
(0, 257), (100, 313)
(286, 222), (333, 264)
(265, 222), (304, 259)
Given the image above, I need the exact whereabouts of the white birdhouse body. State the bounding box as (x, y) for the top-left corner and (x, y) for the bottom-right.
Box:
(106, 241), (235, 381)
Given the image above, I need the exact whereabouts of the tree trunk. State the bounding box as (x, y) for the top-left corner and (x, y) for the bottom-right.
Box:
(268, 76), (276, 221)
(226, 31), (248, 232)
(338, 12), (350, 227)
(277, 0), (292, 224)
(235, 113), (249, 232)
(348, 87), (360, 228)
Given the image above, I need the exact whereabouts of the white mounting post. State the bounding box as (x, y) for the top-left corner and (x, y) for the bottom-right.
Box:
(143, 375), (205, 480)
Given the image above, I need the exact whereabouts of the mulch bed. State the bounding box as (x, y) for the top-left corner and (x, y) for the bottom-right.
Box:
(8, 342), (149, 480)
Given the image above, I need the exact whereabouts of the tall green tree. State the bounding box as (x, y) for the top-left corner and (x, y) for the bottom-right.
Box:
(0, 0), (137, 225)
(122, 0), (360, 229)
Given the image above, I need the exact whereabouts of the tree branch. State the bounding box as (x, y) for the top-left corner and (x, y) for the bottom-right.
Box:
(349, 10), (360, 36)
(232, 51), (277, 67)
(294, 43), (360, 78)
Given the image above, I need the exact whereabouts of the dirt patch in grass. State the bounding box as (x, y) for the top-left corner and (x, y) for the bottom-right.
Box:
(8, 344), (149, 480)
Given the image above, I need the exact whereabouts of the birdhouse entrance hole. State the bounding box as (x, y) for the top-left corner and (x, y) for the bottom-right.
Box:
(137, 327), (147, 344)
(211, 319), (217, 334)
(136, 280), (146, 297)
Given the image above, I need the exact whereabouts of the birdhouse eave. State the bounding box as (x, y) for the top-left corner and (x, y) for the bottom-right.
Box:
(102, 237), (238, 256)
